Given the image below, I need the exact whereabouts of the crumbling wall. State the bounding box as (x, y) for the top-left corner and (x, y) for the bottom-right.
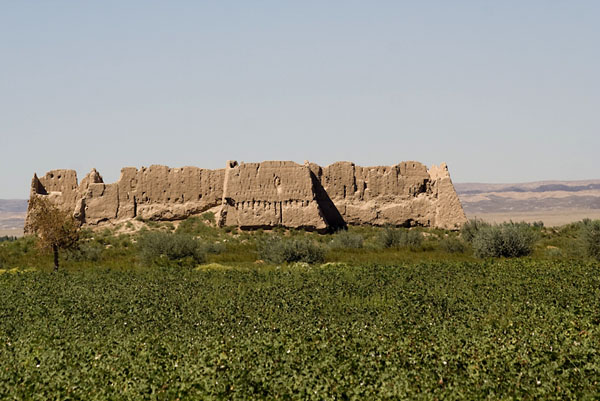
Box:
(309, 161), (466, 229)
(427, 163), (467, 229)
(218, 161), (328, 230)
(26, 160), (467, 231)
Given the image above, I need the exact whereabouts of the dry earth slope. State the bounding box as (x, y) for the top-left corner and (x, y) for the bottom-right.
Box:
(0, 199), (27, 236)
(455, 180), (600, 226)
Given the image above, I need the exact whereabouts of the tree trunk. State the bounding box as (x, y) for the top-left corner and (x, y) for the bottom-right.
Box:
(53, 244), (59, 272)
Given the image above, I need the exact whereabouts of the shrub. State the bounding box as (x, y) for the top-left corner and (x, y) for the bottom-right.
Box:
(545, 246), (563, 259)
(67, 242), (104, 262)
(201, 211), (216, 224)
(580, 219), (600, 261)
(329, 230), (364, 249)
(472, 223), (538, 258)
(257, 236), (325, 264)
(205, 241), (226, 254)
(461, 218), (491, 243)
(378, 227), (423, 249)
(439, 237), (467, 254)
(176, 216), (218, 237)
(137, 231), (207, 267)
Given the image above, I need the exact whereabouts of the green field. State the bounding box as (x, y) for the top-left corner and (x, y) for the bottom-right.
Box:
(1, 222), (599, 399)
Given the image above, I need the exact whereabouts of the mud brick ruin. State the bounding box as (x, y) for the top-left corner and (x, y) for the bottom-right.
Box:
(26, 160), (467, 232)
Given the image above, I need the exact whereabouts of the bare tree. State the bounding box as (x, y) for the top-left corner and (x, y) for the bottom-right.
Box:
(27, 196), (80, 272)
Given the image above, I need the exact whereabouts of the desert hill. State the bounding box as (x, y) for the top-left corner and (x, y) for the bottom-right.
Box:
(0, 199), (27, 236)
(455, 179), (600, 226)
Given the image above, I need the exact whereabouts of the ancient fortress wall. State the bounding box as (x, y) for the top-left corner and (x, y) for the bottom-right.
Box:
(26, 160), (467, 231)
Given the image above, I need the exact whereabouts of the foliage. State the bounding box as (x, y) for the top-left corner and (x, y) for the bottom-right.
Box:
(472, 222), (538, 258)
(329, 230), (364, 249)
(1, 260), (599, 399)
(201, 211), (216, 225)
(439, 236), (467, 254)
(377, 226), (423, 249)
(257, 236), (325, 264)
(460, 218), (491, 243)
(580, 219), (600, 261)
(176, 216), (219, 237)
(532, 220), (545, 229)
(0, 236), (17, 243)
(26, 196), (80, 271)
(137, 231), (207, 267)
(66, 242), (104, 262)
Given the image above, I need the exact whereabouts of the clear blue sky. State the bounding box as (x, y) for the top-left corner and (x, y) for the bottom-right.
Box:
(1, 1), (598, 198)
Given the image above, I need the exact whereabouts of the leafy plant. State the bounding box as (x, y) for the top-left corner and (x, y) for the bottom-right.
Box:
(472, 222), (538, 258)
(329, 230), (364, 249)
(460, 218), (491, 243)
(137, 231), (207, 267)
(1, 260), (599, 399)
(377, 227), (423, 249)
(257, 236), (325, 264)
(66, 242), (104, 262)
(201, 211), (216, 225)
(176, 216), (219, 237)
(580, 219), (600, 261)
(439, 236), (467, 253)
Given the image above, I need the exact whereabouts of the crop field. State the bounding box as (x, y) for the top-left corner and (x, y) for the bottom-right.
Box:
(1, 220), (599, 399)
(1, 260), (599, 399)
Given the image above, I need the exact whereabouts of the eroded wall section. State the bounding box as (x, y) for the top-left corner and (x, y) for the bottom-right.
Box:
(26, 160), (466, 231)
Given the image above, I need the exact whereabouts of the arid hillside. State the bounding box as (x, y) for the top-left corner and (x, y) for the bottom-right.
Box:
(0, 199), (27, 236)
(455, 180), (600, 226)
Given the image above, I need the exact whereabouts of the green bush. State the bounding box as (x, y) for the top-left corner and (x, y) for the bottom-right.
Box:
(461, 218), (491, 243)
(472, 223), (538, 258)
(377, 227), (423, 249)
(201, 211), (216, 224)
(257, 236), (325, 264)
(580, 219), (600, 261)
(137, 231), (207, 267)
(204, 241), (226, 254)
(439, 236), (467, 254)
(176, 216), (220, 237)
(66, 242), (104, 262)
(329, 230), (364, 249)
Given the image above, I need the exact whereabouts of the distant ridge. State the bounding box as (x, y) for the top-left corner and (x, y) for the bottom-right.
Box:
(0, 199), (27, 235)
(455, 180), (600, 195)
(455, 179), (600, 226)
(0, 199), (28, 213)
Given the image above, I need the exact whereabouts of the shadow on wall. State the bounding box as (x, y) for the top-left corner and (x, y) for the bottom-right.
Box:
(310, 171), (347, 230)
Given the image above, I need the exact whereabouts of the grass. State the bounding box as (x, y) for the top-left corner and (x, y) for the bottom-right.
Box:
(1, 220), (597, 272)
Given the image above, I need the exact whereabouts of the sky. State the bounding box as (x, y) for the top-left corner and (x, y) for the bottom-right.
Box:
(1, 1), (599, 198)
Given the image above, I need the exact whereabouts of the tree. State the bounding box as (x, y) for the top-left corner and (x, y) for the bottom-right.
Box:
(27, 196), (80, 272)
